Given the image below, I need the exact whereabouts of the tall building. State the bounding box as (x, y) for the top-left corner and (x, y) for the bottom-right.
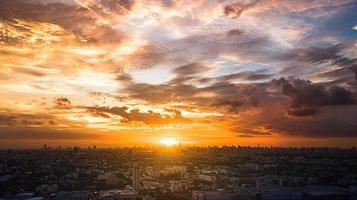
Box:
(132, 164), (140, 193)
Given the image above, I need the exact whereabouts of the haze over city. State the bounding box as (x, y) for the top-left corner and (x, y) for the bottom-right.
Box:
(0, 0), (357, 148)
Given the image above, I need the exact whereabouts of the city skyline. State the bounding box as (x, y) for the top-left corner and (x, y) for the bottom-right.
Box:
(0, 0), (357, 148)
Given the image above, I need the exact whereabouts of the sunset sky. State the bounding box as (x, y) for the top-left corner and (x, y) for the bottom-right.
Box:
(0, 0), (357, 148)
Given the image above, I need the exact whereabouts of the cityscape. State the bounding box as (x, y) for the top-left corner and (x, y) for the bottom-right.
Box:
(1, 146), (357, 200)
(1, 0), (357, 199)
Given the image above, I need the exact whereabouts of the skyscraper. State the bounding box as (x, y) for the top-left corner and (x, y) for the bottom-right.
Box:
(132, 164), (140, 193)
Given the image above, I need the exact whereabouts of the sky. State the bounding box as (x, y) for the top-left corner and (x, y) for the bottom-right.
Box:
(0, 0), (356, 148)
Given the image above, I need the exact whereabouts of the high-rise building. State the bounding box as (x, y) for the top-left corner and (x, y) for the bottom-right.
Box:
(132, 164), (140, 193)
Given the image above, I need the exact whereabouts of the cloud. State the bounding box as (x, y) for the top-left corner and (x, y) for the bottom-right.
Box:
(78, 25), (127, 43)
(269, 77), (355, 116)
(87, 106), (189, 125)
(286, 107), (318, 117)
(55, 98), (72, 109)
(226, 28), (244, 37)
(351, 66), (357, 81)
(228, 103), (357, 137)
(11, 67), (46, 77)
(216, 71), (273, 82)
(217, 77), (357, 137)
(73, 0), (134, 24)
(328, 86), (355, 104)
(224, 0), (260, 18)
(173, 63), (211, 76)
(117, 59), (278, 114)
(168, 63), (213, 85)
(0, 111), (59, 126)
(275, 44), (348, 65)
(0, 0), (127, 45)
(211, 100), (243, 113)
(0, 127), (101, 140)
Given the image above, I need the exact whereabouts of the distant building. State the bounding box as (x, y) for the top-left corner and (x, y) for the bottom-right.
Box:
(198, 174), (216, 182)
(97, 172), (120, 185)
(132, 164), (140, 193)
(98, 189), (138, 200)
(192, 191), (239, 200)
(0, 193), (44, 200)
(260, 189), (302, 200)
(159, 166), (187, 176)
(169, 180), (188, 193)
(302, 186), (349, 200)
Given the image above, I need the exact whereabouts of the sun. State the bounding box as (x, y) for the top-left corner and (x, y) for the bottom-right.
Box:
(159, 138), (179, 147)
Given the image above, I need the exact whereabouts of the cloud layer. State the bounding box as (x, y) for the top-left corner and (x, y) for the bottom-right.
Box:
(0, 0), (357, 147)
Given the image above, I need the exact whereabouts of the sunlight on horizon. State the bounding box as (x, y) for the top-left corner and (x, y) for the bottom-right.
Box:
(159, 138), (179, 147)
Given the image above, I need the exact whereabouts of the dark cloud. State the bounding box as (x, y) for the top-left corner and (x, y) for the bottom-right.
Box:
(286, 107), (318, 117)
(77, 25), (126, 43)
(224, 1), (259, 18)
(281, 106), (357, 137)
(351, 66), (357, 81)
(87, 106), (189, 125)
(55, 98), (72, 109)
(229, 103), (357, 137)
(102, 0), (134, 10)
(217, 71), (273, 82)
(12, 67), (46, 77)
(0, 0), (126, 44)
(275, 44), (342, 64)
(124, 83), (182, 104)
(299, 44), (343, 64)
(168, 63), (212, 85)
(173, 63), (210, 76)
(329, 86), (355, 104)
(315, 67), (356, 88)
(116, 71), (133, 82)
(160, 0), (176, 8)
(0, 127), (102, 140)
(205, 76), (357, 137)
(0, 125), (108, 149)
(270, 77), (355, 116)
(0, 1), (80, 27)
(0, 112), (59, 126)
(122, 81), (208, 105)
(226, 28), (244, 37)
(77, 0), (134, 18)
(279, 44), (357, 78)
(211, 100), (243, 113)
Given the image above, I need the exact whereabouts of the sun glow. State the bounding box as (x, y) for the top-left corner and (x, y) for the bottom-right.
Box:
(159, 138), (179, 147)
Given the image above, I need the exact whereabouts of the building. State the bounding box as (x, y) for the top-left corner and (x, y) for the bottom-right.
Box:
(198, 174), (216, 182)
(97, 172), (120, 185)
(98, 189), (138, 200)
(192, 191), (240, 200)
(169, 180), (189, 193)
(132, 164), (140, 193)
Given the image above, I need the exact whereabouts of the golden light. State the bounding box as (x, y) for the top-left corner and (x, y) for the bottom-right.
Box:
(159, 138), (179, 147)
